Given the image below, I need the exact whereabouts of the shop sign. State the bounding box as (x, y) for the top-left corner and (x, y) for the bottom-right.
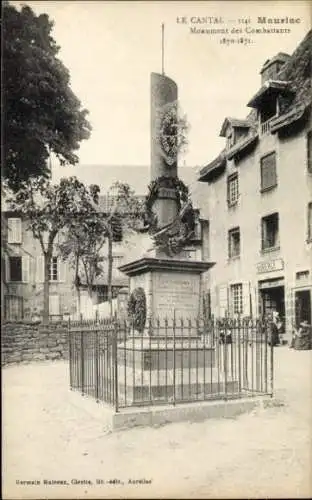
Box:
(256, 258), (284, 274)
(258, 278), (285, 290)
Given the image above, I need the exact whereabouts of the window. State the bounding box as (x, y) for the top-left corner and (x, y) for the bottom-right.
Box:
(9, 257), (22, 281)
(228, 227), (241, 258)
(49, 257), (58, 281)
(261, 213), (279, 251)
(308, 202), (312, 241)
(98, 286), (119, 304)
(227, 173), (239, 205)
(7, 256), (29, 282)
(296, 270), (310, 281)
(113, 255), (123, 266)
(227, 130), (235, 149)
(7, 218), (22, 244)
(230, 284), (243, 314)
(308, 131), (312, 173)
(260, 152), (277, 191)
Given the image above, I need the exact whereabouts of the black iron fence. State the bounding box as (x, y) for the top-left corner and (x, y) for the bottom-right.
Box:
(69, 316), (274, 412)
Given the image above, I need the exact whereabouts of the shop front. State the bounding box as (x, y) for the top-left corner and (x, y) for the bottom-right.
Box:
(258, 277), (285, 324)
(257, 258), (286, 326)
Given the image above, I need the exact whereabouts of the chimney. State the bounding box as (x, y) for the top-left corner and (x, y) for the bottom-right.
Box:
(260, 52), (290, 84)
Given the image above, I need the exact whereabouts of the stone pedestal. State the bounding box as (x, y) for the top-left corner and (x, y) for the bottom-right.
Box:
(116, 256), (229, 406)
(119, 256), (214, 324)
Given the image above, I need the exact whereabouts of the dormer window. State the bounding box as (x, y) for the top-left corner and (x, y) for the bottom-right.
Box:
(259, 95), (278, 124)
(248, 76), (294, 135)
(220, 118), (251, 150)
(227, 130), (235, 149)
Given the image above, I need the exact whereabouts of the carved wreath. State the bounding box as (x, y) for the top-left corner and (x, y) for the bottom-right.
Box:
(145, 176), (190, 232)
(127, 287), (147, 333)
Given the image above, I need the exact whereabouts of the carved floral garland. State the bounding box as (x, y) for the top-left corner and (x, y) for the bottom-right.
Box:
(127, 287), (147, 333)
(145, 176), (190, 232)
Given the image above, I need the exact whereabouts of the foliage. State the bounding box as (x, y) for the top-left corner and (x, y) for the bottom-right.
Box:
(156, 101), (189, 166)
(8, 176), (100, 322)
(3, 3), (91, 192)
(59, 181), (144, 315)
(127, 287), (147, 333)
(58, 212), (107, 299)
(145, 176), (190, 231)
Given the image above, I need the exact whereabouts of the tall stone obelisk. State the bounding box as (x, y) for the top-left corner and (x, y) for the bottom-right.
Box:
(119, 70), (215, 322)
(150, 72), (178, 229)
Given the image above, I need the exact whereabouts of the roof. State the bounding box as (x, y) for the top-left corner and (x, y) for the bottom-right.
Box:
(270, 102), (309, 133)
(199, 30), (312, 184)
(219, 117), (252, 137)
(226, 132), (259, 161)
(277, 30), (312, 111)
(97, 194), (145, 213)
(247, 80), (293, 108)
(260, 52), (291, 73)
(198, 151), (226, 183)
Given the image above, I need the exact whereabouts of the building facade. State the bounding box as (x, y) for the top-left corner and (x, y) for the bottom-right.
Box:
(198, 32), (312, 334)
(2, 211), (135, 320)
(3, 214), (75, 320)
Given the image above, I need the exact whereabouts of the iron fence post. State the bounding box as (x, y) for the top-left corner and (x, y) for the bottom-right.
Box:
(238, 317), (241, 394)
(95, 327), (99, 403)
(80, 327), (85, 396)
(114, 317), (119, 413)
(270, 336), (274, 397)
(173, 311), (176, 406)
(68, 317), (72, 390)
(224, 328), (228, 400)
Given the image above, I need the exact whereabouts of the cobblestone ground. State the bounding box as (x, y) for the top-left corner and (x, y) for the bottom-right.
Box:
(3, 346), (312, 499)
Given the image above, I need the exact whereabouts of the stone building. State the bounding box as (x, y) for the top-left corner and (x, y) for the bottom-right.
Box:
(2, 195), (143, 320)
(3, 165), (200, 320)
(198, 31), (312, 333)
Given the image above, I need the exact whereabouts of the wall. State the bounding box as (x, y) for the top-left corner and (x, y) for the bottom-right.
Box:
(1, 321), (69, 366)
(3, 221), (77, 318)
(205, 117), (312, 330)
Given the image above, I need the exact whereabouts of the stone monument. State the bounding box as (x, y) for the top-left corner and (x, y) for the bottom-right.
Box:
(119, 72), (215, 323)
(115, 70), (231, 406)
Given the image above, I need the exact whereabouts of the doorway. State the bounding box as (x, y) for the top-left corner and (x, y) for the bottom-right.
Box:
(259, 285), (285, 323)
(295, 289), (312, 327)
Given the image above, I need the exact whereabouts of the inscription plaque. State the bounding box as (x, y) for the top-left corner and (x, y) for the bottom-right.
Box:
(153, 271), (200, 320)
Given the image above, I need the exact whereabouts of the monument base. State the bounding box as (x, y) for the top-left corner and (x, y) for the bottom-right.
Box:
(115, 339), (238, 407)
(117, 337), (215, 370)
(119, 257), (215, 321)
(116, 365), (239, 406)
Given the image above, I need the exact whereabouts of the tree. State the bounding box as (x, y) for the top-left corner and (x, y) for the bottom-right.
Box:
(3, 3), (91, 192)
(9, 177), (100, 323)
(59, 212), (107, 316)
(59, 182), (144, 317)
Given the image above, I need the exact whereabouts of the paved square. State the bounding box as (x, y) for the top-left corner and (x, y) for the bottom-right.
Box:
(3, 346), (312, 499)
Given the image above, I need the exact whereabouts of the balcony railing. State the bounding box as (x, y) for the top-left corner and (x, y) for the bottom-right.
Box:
(260, 115), (278, 135)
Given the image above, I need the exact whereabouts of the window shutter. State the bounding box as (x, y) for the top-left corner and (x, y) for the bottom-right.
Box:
(36, 256), (44, 282)
(16, 219), (22, 243)
(7, 219), (13, 243)
(261, 153), (276, 190)
(58, 258), (66, 282)
(5, 256), (10, 282)
(22, 256), (30, 282)
(242, 282), (251, 317)
(219, 284), (229, 317)
(49, 295), (60, 315)
(7, 218), (22, 244)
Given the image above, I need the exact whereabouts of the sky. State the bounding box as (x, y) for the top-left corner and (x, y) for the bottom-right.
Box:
(12, 0), (311, 186)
